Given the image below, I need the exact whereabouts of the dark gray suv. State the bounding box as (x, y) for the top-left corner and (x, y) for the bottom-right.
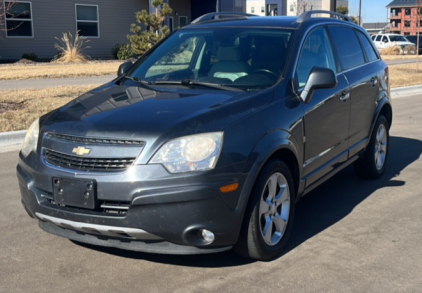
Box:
(17, 11), (392, 260)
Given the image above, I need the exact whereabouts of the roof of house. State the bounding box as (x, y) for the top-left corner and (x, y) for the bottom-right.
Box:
(363, 22), (389, 29)
(386, 0), (420, 8)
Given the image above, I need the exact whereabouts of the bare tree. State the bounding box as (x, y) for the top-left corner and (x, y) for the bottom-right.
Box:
(291, 1), (310, 16)
(0, 0), (16, 39)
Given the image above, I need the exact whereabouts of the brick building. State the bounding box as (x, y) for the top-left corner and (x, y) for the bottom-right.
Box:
(387, 0), (422, 35)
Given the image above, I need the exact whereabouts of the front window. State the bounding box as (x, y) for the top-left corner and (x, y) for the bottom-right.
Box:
(389, 35), (409, 42)
(5, 1), (33, 37)
(127, 28), (294, 91)
(76, 5), (99, 37)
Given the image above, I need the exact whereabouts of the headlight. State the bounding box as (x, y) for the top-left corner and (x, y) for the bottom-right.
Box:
(149, 132), (224, 173)
(21, 118), (40, 157)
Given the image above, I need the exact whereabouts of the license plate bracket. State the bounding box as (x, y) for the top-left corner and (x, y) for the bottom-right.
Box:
(53, 178), (96, 209)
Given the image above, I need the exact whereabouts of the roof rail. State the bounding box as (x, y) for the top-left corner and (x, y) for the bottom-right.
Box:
(191, 12), (257, 24)
(297, 10), (352, 23)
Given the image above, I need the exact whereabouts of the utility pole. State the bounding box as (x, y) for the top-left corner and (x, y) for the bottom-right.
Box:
(330, 0), (337, 12)
(359, 0), (362, 25)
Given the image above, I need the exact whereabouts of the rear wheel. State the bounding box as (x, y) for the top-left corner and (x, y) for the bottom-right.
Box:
(354, 115), (389, 179)
(234, 159), (295, 261)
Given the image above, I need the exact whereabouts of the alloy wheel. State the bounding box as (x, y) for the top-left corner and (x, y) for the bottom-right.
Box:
(259, 172), (291, 246)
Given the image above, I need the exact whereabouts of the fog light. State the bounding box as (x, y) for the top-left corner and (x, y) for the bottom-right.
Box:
(201, 229), (215, 244)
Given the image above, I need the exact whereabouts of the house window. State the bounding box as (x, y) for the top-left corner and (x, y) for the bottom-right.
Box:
(405, 20), (411, 28)
(76, 5), (99, 37)
(290, 4), (294, 12)
(179, 16), (188, 27)
(5, 1), (33, 37)
(405, 8), (411, 16)
(404, 32), (410, 35)
(251, 7), (255, 13)
(392, 21), (397, 28)
(261, 6), (264, 13)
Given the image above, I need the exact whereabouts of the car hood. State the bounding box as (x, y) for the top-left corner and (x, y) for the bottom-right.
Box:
(41, 83), (270, 140)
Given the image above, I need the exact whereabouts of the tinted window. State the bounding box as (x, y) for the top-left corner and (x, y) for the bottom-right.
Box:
(297, 27), (336, 87)
(356, 31), (378, 62)
(382, 36), (388, 42)
(328, 26), (365, 71)
(375, 35), (382, 42)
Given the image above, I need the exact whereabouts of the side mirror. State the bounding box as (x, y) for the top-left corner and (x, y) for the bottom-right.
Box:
(300, 67), (337, 104)
(117, 61), (133, 76)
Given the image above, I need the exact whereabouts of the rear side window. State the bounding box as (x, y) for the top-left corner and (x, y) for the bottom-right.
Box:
(328, 26), (365, 71)
(356, 31), (379, 62)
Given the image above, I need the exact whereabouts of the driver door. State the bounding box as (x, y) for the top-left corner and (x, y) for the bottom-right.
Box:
(296, 26), (351, 187)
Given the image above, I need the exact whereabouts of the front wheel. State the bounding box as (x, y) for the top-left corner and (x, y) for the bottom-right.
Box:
(234, 159), (295, 261)
(354, 115), (389, 179)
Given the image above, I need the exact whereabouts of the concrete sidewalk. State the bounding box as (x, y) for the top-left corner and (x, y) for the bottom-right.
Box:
(0, 75), (115, 90)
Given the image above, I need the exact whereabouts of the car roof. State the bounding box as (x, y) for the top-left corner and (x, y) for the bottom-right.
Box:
(184, 15), (356, 30)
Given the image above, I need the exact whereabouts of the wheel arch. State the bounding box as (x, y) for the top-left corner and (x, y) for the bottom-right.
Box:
(237, 131), (303, 214)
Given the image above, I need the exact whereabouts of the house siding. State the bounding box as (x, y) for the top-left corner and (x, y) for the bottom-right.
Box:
(0, 0), (149, 61)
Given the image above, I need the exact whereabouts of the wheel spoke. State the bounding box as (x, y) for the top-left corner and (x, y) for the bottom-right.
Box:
(259, 199), (271, 216)
(262, 217), (273, 243)
(378, 127), (385, 142)
(267, 174), (277, 201)
(275, 185), (289, 204)
(273, 214), (286, 234)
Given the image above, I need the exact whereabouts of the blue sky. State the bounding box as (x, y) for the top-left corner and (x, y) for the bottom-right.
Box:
(347, 0), (392, 23)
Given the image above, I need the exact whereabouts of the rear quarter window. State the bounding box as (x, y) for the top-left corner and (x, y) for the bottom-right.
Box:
(328, 26), (365, 71)
(355, 30), (379, 62)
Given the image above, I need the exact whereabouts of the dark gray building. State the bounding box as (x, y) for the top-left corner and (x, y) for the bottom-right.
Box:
(0, 0), (246, 61)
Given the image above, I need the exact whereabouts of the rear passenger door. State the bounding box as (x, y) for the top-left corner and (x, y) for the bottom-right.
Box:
(327, 26), (380, 157)
(297, 26), (350, 187)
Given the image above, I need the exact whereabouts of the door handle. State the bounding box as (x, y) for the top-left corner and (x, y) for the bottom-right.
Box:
(371, 77), (378, 87)
(340, 91), (350, 102)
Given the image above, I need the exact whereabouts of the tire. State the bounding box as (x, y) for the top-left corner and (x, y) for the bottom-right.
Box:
(234, 159), (295, 261)
(354, 115), (389, 179)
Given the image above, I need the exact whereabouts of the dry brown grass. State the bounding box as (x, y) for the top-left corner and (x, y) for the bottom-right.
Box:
(0, 62), (121, 80)
(380, 45), (402, 56)
(0, 85), (98, 132)
(389, 63), (422, 88)
(382, 55), (420, 60)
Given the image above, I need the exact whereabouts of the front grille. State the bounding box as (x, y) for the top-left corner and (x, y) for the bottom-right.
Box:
(46, 132), (145, 146)
(44, 149), (136, 172)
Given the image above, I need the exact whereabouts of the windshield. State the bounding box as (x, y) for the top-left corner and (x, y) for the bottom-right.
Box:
(389, 35), (409, 42)
(127, 27), (294, 91)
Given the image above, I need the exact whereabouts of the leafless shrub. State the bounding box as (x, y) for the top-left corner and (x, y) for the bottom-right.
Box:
(53, 32), (90, 63)
(380, 45), (401, 56)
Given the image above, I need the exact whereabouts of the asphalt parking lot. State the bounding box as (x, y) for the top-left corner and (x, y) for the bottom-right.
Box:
(1, 94), (422, 293)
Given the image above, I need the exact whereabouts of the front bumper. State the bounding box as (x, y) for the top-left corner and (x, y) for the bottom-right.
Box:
(17, 152), (247, 254)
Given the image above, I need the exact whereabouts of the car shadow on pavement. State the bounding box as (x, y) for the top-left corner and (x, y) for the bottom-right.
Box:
(73, 136), (422, 267)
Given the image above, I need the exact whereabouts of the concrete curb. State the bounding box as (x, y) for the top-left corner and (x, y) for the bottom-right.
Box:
(390, 84), (422, 99)
(0, 84), (421, 149)
(0, 130), (26, 148)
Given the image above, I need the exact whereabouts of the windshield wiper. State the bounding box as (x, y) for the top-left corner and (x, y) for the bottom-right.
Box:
(153, 80), (244, 92)
(122, 76), (155, 90)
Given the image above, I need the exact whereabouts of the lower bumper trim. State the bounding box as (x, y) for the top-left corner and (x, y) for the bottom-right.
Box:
(35, 212), (162, 240)
(39, 221), (233, 255)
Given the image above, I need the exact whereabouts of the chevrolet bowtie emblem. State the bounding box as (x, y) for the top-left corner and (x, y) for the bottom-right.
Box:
(72, 146), (91, 156)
